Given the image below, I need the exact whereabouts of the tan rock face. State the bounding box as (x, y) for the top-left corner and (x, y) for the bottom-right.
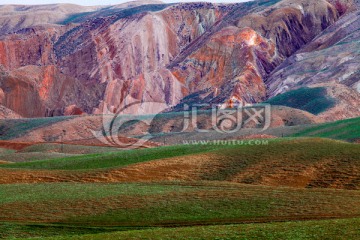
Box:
(90, 12), (184, 111)
(0, 87), (4, 104)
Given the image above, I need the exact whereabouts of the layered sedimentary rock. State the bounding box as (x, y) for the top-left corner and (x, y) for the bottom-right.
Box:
(266, 9), (360, 97)
(0, 0), (358, 120)
(171, 0), (341, 107)
(263, 1), (360, 121)
(55, 3), (232, 114)
(171, 27), (281, 106)
(0, 65), (104, 117)
(0, 26), (59, 70)
(236, 0), (340, 58)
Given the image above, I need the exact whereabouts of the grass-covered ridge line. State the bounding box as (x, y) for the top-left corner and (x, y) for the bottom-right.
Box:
(20, 143), (122, 154)
(200, 138), (360, 183)
(0, 183), (193, 204)
(0, 151), (77, 163)
(0, 143), (222, 170)
(1, 138), (358, 175)
(265, 87), (336, 115)
(292, 117), (360, 141)
(36, 218), (360, 240)
(0, 222), (122, 240)
(1, 182), (360, 238)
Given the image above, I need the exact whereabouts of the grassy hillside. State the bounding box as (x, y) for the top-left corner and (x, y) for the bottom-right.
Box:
(0, 138), (359, 190)
(20, 143), (123, 155)
(199, 138), (359, 184)
(1, 182), (360, 239)
(0, 143), (219, 170)
(0, 152), (77, 163)
(39, 218), (360, 240)
(0, 138), (359, 239)
(265, 87), (336, 114)
(292, 117), (360, 141)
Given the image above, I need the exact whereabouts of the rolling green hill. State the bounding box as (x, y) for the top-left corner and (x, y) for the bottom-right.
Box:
(265, 87), (336, 115)
(1, 182), (360, 239)
(39, 218), (360, 240)
(1, 138), (359, 191)
(292, 117), (360, 141)
(0, 143), (219, 170)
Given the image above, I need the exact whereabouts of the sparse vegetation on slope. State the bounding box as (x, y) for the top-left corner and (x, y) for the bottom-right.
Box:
(0, 152), (77, 163)
(0, 116), (74, 140)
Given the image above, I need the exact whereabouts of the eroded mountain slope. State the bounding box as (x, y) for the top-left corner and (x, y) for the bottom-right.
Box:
(0, 0), (358, 120)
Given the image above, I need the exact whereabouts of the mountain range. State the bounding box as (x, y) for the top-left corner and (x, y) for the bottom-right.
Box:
(0, 0), (359, 121)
